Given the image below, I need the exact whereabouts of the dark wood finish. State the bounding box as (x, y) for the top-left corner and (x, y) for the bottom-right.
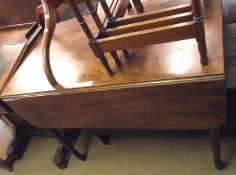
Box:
(3, 79), (225, 129)
(106, 12), (193, 36)
(48, 129), (87, 160)
(0, 0), (225, 170)
(95, 0), (207, 74)
(97, 21), (195, 52)
(40, 0), (142, 81)
(0, 23), (33, 93)
(97, 0), (131, 23)
(98, 135), (111, 145)
(132, 0), (144, 12)
(209, 129), (225, 170)
(98, 0), (116, 26)
(192, 0), (208, 65)
(1, 0), (224, 96)
(0, 115), (32, 172)
(0, 0), (40, 27)
(53, 129), (80, 169)
(3, 23), (43, 92)
(41, 0), (65, 89)
(84, 0), (105, 32)
(40, 0), (208, 81)
(40, 0), (132, 85)
(115, 4), (192, 26)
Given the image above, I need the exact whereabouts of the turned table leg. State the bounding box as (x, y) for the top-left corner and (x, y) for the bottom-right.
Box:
(209, 129), (225, 170)
(53, 129), (80, 169)
(49, 129), (87, 161)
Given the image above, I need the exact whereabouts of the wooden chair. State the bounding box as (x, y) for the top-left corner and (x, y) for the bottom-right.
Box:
(35, 0), (136, 165)
(85, 0), (207, 75)
(40, 0), (141, 89)
(40, 0), (207, 89)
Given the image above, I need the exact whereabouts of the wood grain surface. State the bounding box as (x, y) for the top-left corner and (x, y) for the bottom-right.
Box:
(0, 0), (226, 130)
(1, 0), (224, 97)
(0, 0), (40, 27)
(3, 79), (226, 129)
(0, 24), (32, 93)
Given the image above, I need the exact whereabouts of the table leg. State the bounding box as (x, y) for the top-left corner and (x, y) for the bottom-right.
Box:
(0, 159), (13, 172)
(98, 135), (111, 145)
(0, 126), (32, 172)
(49, 129), (87, 161)
(209, 129), (225, 170)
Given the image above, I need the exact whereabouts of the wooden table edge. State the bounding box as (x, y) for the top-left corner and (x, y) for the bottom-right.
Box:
(1, 74), (225, 100)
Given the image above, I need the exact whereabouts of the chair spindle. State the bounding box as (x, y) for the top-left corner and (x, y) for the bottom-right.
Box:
(84, 0), (105, 32)
(98, 0), (116, 26)
(192, 0), (208, 65)
(67, 0), (114, 75)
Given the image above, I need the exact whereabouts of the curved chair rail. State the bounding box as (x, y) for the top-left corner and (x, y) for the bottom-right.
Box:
(41, 0), (64, 89)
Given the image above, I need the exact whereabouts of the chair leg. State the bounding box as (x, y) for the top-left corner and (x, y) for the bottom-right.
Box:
(192, 0), (208, 65)
(128, 2), (132, 9)
(0, 159), (13, 172)
(194, 21), (208, 65)
(49, 129), (87, 161)
(197, 39), (208, 65)
(122, 49), (130, 59)
(98, 135), (111, 145)
(99, 55), (114, 75)
(0, 127), (32, 172)
(209, 129), (225, 170)
(111, 51), (122, 67)
(132, 0), (144, 12)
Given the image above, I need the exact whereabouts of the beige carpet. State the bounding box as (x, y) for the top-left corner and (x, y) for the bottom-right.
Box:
(0, 134), (236, 175)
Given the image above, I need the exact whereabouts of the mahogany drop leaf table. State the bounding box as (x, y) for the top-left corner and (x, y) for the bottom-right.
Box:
(0, 0), (226, 170)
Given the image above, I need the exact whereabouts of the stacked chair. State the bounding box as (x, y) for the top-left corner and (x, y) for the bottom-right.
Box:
(35, 0), (141, 168)
(40, 0), (208, 89)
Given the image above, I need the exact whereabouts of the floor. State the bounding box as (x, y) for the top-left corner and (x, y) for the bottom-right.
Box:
(0, 133), (236, 175)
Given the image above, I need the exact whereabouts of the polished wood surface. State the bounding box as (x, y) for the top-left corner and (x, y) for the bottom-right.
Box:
(0, 1), (225, 169)
(0, 0), (40, 27)
(1, 0), (226, 129)
(115, 4), (192, 26)
(106, 11), (193, 36)
(40, 0), (132, 87)
(95, 1), (208, 74)
(1, 0), (224, 97)
(4, 79), (226, 129)
(97, 21), (195, 52)
(0, 23), (34, 94)
(40, 0), (207, 78)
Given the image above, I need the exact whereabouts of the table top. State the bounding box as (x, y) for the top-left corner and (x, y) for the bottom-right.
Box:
(0, 24), (32, 94)
(1, 0), (224, 98)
